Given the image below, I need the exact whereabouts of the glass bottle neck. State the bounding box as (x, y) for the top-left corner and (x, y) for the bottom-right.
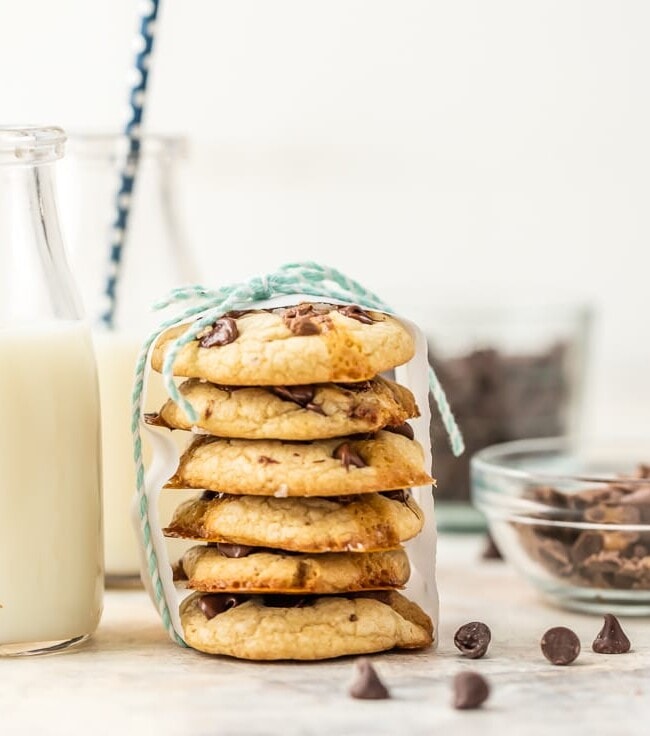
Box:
(0, 160), (82, 325)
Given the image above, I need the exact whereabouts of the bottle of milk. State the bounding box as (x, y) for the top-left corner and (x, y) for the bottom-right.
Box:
(59, 135), (196, 584)
(0, 126), (103, 654)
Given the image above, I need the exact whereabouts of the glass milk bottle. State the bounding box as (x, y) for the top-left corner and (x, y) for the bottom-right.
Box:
(0, 126), (103, 654)
(59, 135), (196, 584)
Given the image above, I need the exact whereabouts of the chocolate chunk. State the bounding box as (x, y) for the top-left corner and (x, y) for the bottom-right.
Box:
(384, 422), (415, 440)
(452, 671), (490, 710)
(571, 532), (604, 563)
(282, 303), (332, 336)
(338, 305), (375, 325)
(592, 614), (631, 654)
(454, 621), (491, 659)
(333, 442), (367, 470)
(171, 560), (187, 582)
(540, 626), (581, 665)
(349, 658), (390, 700)
(198, 317), (239, 348)
(198, 594), (246, 620)
(216, 543), (257, 559)
(482, 533), (503, 560)
(200, 490), (219, 502)
(584, 504), (641, 525)
(380, 489), (409, 503)
(270, 385), (316, 406)
(269, 385), (326, 415)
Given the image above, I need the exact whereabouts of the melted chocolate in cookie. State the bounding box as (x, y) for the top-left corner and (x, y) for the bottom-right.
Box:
(384, 422), (415, 440)
(333, 442), (367, 470)
(198, 594), (248, 620)
(198, 317), (239, 348)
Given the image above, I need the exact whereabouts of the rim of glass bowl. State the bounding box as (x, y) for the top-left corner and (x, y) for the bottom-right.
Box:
(471, 437), (650, 531)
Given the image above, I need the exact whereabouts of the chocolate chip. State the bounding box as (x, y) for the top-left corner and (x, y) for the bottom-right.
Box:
(452, 671), (490, 710)
(216, 543), (257, 559)
(540, 626), (581, 665)
(171, 560), (187, 582)
(333, 442), (367, 470)
(348, 658), (390, 700)
(198, 317), (239, 348)
(592, 614), (631, 654)
(384, 422), (415, 440)
(571, 532), (604, 563)
(454, 622), (491, 659)
(198, 594), (246, 620)
(282, 303), (332, 336)
(482, 533), (503, 560)
(339, 305), (375, 325)
(200, 490), (219, 502)
(258, 455), (279, 464)
(271, 385), (316, 406)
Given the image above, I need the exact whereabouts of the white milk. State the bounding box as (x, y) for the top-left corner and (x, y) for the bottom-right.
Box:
(94, 331), (191, 578)
(0, 322), (102, 648)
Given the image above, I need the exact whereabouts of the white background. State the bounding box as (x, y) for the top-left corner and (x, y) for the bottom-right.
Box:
(2, 0), (648, 439)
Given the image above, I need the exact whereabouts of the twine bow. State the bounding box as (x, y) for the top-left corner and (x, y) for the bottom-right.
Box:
(131, 261), (464, 644)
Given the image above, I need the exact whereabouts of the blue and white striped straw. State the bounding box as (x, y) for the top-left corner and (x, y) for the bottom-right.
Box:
(101, 0), (161, 328)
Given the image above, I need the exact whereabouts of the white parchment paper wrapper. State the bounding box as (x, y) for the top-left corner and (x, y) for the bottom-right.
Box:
(134, 294), (438, 645)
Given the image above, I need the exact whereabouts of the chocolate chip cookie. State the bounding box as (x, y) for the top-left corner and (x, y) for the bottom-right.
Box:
(179, 589), (434, 660)
(151, 304), (415, 386)
(164, 491), (423, 553)
(147, 376), (418, 440)
(165, 430), (432, 497)
(177, 544), (410, 594)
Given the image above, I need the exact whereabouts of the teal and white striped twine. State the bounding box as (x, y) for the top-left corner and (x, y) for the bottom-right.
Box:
(132, 262), (464, 644)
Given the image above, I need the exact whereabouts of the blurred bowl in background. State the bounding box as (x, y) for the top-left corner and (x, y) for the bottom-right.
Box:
(427, 304), (591, 530)
(472, 437), (650, 615)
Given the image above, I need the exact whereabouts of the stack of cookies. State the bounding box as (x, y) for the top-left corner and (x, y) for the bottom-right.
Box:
(147, 302), (435, 660)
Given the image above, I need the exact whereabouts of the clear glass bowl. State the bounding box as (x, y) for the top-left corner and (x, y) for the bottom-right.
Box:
(471, 438), (650, 615)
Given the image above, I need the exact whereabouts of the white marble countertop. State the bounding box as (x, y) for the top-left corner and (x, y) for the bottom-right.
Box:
(1, 535), (648, 736)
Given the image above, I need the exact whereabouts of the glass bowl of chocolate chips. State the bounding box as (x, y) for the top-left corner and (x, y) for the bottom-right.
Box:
(472, 437), (650, 614)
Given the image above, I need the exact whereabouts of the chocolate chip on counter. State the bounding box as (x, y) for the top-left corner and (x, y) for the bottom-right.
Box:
(348, 658), (390, 700)
(454, 622), (491, 659)
(384, 422), (415, 441)
(200, 490), (219, 501)
(216, 543), (257, 559)
(592, 614), (631, 654)
(452, 671), (490, 710)
(198, 317), (239, 348)
(333, 442), (367, 470)
(198, 594), (246, 620)
(540, 626), (581, 665)
(338, 305), (375, 325)
(481, 533), (503, 560)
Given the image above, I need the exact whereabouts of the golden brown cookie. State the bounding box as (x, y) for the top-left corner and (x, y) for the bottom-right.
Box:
(164, 491), (423, 553)
(180, 590), (433, 660)
(151, 304), (415, 385)
(165, 430), (432, 497)
(177, 544), (410, 594)
(147, 376), (418, 440)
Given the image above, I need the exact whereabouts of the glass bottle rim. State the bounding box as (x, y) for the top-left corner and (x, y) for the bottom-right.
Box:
(0, 125), (66, 166)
